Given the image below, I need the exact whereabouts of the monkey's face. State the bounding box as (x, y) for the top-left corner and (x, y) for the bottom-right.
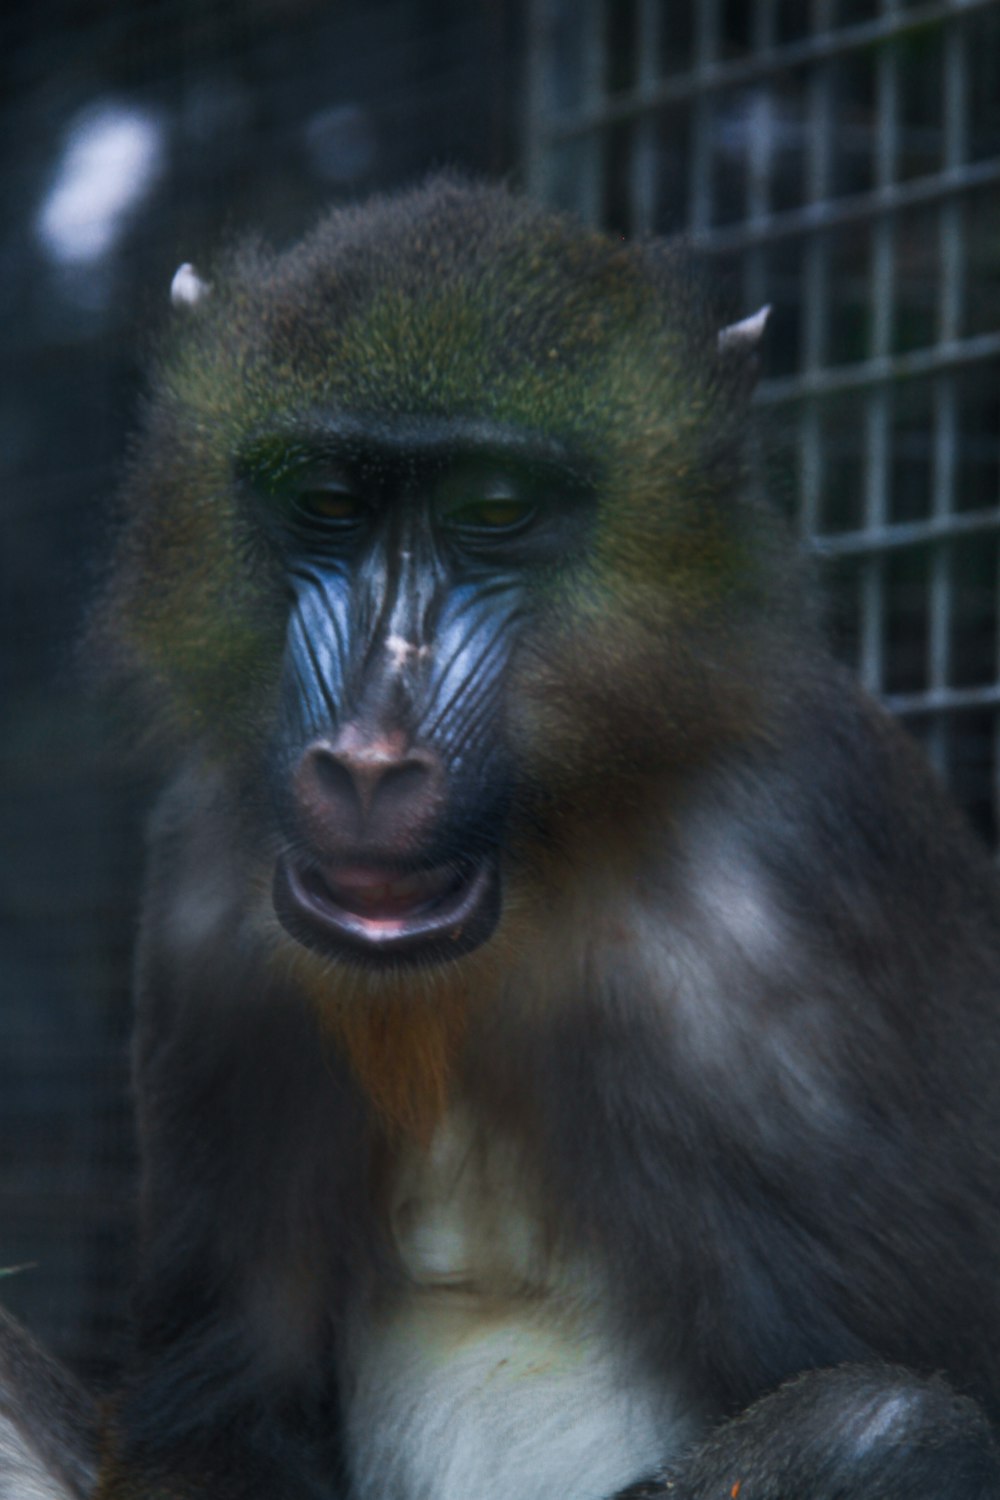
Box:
(239, 417), (597, 966)
(106, 182), (785, 973)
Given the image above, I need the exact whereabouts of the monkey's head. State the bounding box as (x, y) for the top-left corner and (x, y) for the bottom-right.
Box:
(103, 178), (798, 976)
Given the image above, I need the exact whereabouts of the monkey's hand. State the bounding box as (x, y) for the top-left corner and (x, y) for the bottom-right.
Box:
(612, 1365), (1000, 1500)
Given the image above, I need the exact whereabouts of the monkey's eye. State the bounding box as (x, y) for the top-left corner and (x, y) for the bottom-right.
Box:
(439, 472), (537, 538)
(448, 498), (536, 531)
(285, 466), (372, 533)
(293, 487), (367, 526)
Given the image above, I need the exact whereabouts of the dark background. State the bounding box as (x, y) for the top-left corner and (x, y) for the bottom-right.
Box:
(1, 0), (522, 1380)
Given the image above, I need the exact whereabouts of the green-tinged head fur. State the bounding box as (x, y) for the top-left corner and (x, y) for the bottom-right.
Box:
(95, 176), (802, 765)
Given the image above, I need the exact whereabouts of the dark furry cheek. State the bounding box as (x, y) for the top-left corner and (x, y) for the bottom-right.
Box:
(144, 636), (282, 756)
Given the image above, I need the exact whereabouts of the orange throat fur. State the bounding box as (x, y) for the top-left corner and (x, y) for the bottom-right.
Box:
(274, 897), (525, 1142)
(326, 983), (471, 1142)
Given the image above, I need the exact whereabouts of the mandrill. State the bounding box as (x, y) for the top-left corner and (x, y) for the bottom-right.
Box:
(4, 178), (1000, 1500)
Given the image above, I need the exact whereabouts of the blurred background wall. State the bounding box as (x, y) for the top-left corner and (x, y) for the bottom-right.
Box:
(3, 0), (999, 1384)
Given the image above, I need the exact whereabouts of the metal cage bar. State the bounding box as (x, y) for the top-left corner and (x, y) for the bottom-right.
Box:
(526, 0), (1000, 843)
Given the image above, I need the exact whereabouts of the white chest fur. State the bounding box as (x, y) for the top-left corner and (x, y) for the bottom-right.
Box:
(341, 1109), (690, 1500)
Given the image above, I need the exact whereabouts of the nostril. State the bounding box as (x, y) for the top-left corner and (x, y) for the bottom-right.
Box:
(312, 749), (367, 815)
(367, 758), (427, 805)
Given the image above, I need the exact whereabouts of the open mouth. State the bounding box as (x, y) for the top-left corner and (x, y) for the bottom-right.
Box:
(273, 852), (500, 964)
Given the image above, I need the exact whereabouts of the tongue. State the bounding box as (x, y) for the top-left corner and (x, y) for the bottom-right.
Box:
(318, 864), (458, 920)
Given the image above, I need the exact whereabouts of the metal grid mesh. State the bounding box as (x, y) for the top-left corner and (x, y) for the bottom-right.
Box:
(527, 0), (1000, 844)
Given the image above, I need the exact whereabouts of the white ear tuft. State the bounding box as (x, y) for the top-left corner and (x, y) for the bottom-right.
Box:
(717, 304), (771, 353)
(170, 263), (211, 308)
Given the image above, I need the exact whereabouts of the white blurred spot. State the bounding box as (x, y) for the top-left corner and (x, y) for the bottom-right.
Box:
(170, 263), (211, 308)
(37, 102), (165, 266)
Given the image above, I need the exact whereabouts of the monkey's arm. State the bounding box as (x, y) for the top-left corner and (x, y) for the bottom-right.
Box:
(616, 1366), (1000, 1500)
(92, 774), (361, 1500)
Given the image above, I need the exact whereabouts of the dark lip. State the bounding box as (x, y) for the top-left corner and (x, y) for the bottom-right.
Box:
(273, 852), (501, 966)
